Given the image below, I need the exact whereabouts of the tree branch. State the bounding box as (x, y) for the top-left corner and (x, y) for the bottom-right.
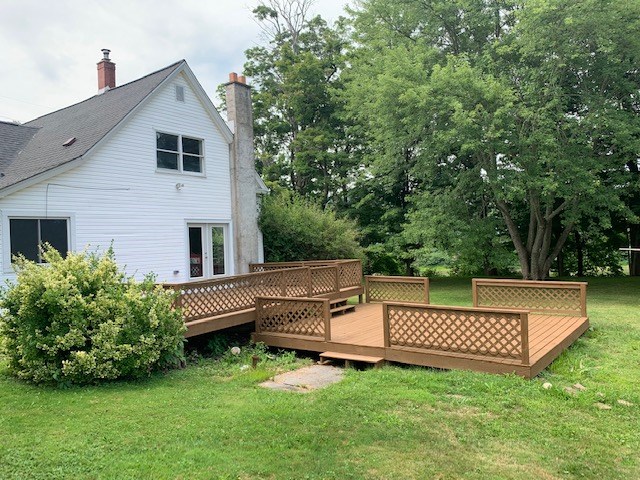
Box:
(544, 199), (571, 221)
(496, 199), (530, 278)
(543, 222), (575, 274)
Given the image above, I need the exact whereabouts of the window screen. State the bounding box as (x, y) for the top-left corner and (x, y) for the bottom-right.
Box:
(9, 218), (69, 263)
(10, 219), (39, 262)
(40, 219), (68, 257)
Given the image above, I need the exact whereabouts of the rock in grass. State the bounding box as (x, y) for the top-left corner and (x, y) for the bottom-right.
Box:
(542, 382), (552, 390)
(573, 383), (587, 391)
(594, 402), (612, 410)
(617, 399), (633, 407)
(564, 386), (579, 395)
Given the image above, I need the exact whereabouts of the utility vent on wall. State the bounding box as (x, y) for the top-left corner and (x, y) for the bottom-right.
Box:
(176, 85), (185, 102)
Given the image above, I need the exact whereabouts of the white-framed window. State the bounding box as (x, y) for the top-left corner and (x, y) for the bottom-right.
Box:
(6, 217), (70, 264)
(156, 132), (204, 174)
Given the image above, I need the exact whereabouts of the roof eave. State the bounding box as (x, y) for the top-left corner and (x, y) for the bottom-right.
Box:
(0, 155), (87, 198)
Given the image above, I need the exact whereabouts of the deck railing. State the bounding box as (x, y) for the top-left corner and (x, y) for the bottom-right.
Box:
(472, 279), (587, 317)
(165, 260), (362, 324)
(250, 259), (363, 290)
(255, 296), (331, 340)
(383, 302), (529, 364)
(166, 268), (311, 323)
(365, 275), (430, 304)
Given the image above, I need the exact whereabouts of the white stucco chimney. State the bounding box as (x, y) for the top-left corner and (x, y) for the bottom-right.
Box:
(225, 72), (265, 273)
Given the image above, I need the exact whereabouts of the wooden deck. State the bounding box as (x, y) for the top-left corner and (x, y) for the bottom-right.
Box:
(254, 302), (589, 379)
(169, 264), (589, 379)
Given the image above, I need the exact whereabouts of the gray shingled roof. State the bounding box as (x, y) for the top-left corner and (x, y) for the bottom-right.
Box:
(0, 60), (184, 191)
(0, 122), (38, 172)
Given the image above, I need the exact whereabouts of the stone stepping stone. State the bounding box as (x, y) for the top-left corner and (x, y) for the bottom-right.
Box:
(260, 365), (344, 393)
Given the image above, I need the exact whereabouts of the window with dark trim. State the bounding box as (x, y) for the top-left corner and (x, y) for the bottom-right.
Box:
(9, 218), (69, 263)
(156, 132), (203, 173)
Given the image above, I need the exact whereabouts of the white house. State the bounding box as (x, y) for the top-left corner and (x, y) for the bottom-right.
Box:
(0, 50), (267, 283)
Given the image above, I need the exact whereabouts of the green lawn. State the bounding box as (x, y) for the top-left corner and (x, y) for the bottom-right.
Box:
(1, 277), (639, 479)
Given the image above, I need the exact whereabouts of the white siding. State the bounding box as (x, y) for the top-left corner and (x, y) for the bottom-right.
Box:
(0, 72), (233, 283)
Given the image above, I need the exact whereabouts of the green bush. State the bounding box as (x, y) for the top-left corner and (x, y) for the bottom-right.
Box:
(259, 190), (364, 262)
(0, 247), (185, 385)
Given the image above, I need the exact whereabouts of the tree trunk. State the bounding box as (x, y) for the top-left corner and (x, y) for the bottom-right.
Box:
(497, 198), (573, 281)
(627, 159), (639, 276)
(557, 249), (565, 277)
(575, 231), (584, 277)
(629, 223), (640, 276)
(404, 258), (414, 277)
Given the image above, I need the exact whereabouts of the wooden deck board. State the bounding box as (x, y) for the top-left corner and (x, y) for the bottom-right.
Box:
(255, 303), (589, 378)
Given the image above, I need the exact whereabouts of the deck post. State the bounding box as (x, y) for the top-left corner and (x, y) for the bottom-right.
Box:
(365, 277), (370, 303)
(254, 298), (263, 334)
(580, 283), (588, 317)
(424, 278), (430, 304)
(333, 266), (340, 294)
(472, 279), (478, 307)
(323, 299), (331, 341)
(520, 312), (530, 365)
(382, 303), (391, 347)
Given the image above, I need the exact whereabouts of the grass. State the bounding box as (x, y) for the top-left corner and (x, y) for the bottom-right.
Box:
(1, 277), (639, 479)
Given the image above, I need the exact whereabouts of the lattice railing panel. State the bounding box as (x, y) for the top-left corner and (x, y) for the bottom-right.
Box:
(338, 261), (362, 288)
(476, 283), (583, 316)
(283, 268), (312, 297)
(386, 305), (524, 360)
(250, 260), (362, 291)
(256, 298), (327, 337)
(367, 277), (429, 303)
(172, 268), (311, 322)
(311, 266), (338, 295)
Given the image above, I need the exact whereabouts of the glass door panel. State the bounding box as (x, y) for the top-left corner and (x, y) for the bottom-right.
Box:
(211, 226), (225, 275)
(188, 226), (204, 278)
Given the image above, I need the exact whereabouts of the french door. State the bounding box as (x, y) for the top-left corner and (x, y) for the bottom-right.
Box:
(188, 224), (227, 279)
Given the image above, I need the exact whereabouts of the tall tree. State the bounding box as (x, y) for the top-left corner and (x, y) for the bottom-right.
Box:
(345, 0), (640, 279)
(244, 1), (358, 209)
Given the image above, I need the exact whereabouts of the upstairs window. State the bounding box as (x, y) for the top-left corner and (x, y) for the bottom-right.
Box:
(9, 218), (69, 263)
(156, 132), (203, 173)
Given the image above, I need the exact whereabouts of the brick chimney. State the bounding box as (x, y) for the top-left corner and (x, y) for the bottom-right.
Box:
(225, 72), (263, 273)
(97, 49), (116, 92)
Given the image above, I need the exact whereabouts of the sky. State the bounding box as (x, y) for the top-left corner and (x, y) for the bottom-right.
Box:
(0, 0), (349, 123)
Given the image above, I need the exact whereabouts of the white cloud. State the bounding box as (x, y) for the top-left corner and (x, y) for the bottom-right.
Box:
(0, 0), (348, 123)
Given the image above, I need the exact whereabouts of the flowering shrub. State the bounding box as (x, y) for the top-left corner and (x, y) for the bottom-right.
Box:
(0, 247), (185, 385)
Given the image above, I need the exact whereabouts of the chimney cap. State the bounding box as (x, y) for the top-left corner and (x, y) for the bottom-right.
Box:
(229, 72), (238, 83)
(101, 49), (111, 61)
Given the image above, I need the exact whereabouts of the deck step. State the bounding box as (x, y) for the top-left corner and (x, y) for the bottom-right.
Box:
(319, 351), (385, 368)
(330, 304), (356, 315)
(329, 297), (350, 306)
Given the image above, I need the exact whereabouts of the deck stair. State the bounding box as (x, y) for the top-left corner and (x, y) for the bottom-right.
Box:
(319, 351), (385, 368)
(329, 298), (355, 317)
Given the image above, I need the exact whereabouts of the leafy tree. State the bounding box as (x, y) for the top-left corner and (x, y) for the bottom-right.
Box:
(244, 1), (359, 209)
(259, 189), (363, 261)
(344, 0), (640, 279)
